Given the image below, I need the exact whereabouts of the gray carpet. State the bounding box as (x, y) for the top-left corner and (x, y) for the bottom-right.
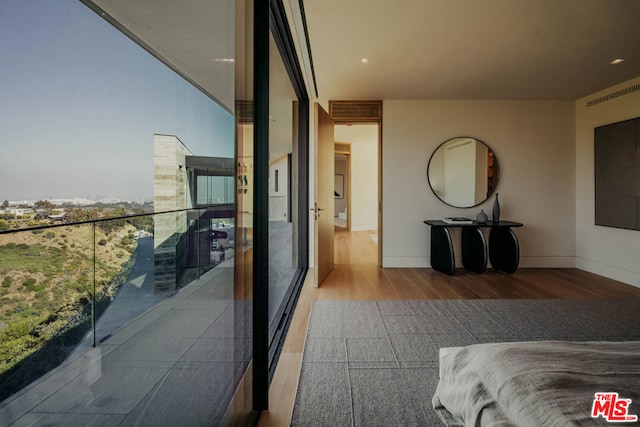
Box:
(291, 298), (640, 426)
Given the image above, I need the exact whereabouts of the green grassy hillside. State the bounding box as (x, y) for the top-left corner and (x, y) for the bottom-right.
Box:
(0, 223), (138, 378)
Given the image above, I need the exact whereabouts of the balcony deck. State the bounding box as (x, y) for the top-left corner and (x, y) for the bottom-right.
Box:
(0, 264), (248, 426)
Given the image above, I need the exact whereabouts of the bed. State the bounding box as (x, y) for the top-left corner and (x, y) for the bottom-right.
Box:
(432, 340), (640, 426)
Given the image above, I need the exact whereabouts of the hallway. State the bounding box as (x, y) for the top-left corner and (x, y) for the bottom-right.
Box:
(334, 228), (378, 266)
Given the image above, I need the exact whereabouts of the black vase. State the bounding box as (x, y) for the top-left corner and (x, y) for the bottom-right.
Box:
(492, 193), (500, 223)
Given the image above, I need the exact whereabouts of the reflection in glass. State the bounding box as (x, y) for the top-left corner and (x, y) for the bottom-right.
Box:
(0, 207), (239, 402)
(268, 33), (298, 326)
(0, 223), (94, 401)
(0, 0), (248, 421)
(194, 176), (235, 205)
(427, 137), (499, 208)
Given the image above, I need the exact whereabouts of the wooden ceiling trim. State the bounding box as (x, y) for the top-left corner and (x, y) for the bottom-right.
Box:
(329, 100), (382, 122)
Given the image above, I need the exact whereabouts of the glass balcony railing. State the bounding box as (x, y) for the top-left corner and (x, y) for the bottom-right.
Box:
(0, 207), (236, 402)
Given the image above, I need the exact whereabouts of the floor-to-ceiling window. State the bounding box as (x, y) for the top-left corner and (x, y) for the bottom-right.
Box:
(266, 3), (310, 381)
(268, 35), (297, 322)
(0, 0), (258, 423)
(267, 32), (301, 352)
(0, 0), (308, 421)
(252, 0), (309, 409)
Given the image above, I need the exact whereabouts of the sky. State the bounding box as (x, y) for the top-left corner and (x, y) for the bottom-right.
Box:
(0, 0), (234, 202)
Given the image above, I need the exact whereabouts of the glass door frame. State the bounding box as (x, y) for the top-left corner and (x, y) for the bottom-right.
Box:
(253, 0), (309, 410)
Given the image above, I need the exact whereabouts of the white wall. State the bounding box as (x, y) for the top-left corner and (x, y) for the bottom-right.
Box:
(575, 76), (640, 287)
(334, 125), (378, 231)
(382, 100), (575, 268)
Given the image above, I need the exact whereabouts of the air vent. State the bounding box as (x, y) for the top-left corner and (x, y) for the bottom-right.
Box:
(586, 83), (640, 107)
(335, 142), (351, 153)
(329, 100), (382, 122)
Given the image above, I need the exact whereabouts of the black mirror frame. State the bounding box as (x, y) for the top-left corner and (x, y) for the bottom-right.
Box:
(427, 136), (499, 209)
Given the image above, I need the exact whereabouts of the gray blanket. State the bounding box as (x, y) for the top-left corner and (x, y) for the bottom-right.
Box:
(432, 340), (640, 426)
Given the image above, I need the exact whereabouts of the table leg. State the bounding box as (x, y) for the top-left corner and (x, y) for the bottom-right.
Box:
(489, 227), (520, 274)
(461, 227), (487, 273)
(430, 226), (455, 275)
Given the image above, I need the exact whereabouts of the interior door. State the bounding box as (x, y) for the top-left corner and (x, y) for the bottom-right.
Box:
(314, 103), (334, 285)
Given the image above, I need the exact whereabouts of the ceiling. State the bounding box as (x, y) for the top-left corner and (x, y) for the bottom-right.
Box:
(84, 0), (236, 112)
(297, 0), (640, 100)
(84, 0), (640, 106)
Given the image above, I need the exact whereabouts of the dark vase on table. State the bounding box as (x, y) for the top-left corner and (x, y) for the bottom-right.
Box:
(476, 209), (488, 224)
(492, 193), (500, 223)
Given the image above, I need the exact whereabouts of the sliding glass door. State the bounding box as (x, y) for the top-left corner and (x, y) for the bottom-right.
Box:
(255, 0), (309, 384)
(243, 0), (309, 411)
(267, 30), (302, 349)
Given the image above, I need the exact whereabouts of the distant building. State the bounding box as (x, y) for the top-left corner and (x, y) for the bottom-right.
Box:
(153, 134), (234, 293)
(153, 134), (193, 293)
(47, 213), (66, 221)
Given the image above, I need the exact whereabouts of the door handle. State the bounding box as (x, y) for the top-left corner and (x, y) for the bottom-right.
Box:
(310, 203), (325, 220)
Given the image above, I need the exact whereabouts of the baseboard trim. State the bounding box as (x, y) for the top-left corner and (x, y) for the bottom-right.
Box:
(576, 258), (640, 288)
(382, 256), (429, 268)
(518, 256), (575, 268)
(382, 256), (575, 269)
(351, 223), (378, 232)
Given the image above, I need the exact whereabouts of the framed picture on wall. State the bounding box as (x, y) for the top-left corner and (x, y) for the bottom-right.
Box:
(334, 174), (344, 199)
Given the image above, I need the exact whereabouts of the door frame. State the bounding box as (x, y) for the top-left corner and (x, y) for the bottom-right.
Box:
(328, 101), (383, 266)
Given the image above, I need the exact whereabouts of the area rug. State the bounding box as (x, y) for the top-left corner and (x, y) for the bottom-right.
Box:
(291, 298), (640, 426)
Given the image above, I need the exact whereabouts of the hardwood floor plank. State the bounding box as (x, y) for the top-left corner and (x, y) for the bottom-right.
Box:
(282, 272), (316, 354)
(257, 352), (303, 427)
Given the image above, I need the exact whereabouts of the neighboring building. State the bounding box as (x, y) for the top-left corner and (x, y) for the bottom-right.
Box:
(153, 134), (193, 293)
(47, 213), (66, 221)
(153, 134), (235, 293)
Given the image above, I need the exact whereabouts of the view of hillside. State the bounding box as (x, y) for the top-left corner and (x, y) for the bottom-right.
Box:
(0, 202), (152, 389)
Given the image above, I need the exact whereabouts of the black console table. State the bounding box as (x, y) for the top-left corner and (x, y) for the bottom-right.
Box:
(423, 220), (523, 275)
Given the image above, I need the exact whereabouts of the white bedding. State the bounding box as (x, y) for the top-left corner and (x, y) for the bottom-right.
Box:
(432, 340), (640, 426)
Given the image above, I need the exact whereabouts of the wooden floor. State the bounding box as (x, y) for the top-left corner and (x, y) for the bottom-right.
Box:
(258, 229), (640, 426)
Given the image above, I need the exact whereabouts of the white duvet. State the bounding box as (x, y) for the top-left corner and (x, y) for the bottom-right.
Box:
(432, 340), (640, 426)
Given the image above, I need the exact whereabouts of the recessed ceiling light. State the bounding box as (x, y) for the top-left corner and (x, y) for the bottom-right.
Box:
(360, 58), (369, 64)
(210, 58), (235, 63)
(610, 58), (624, 65)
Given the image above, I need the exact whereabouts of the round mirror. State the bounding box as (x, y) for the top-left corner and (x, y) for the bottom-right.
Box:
(427, 137), (499, 208)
